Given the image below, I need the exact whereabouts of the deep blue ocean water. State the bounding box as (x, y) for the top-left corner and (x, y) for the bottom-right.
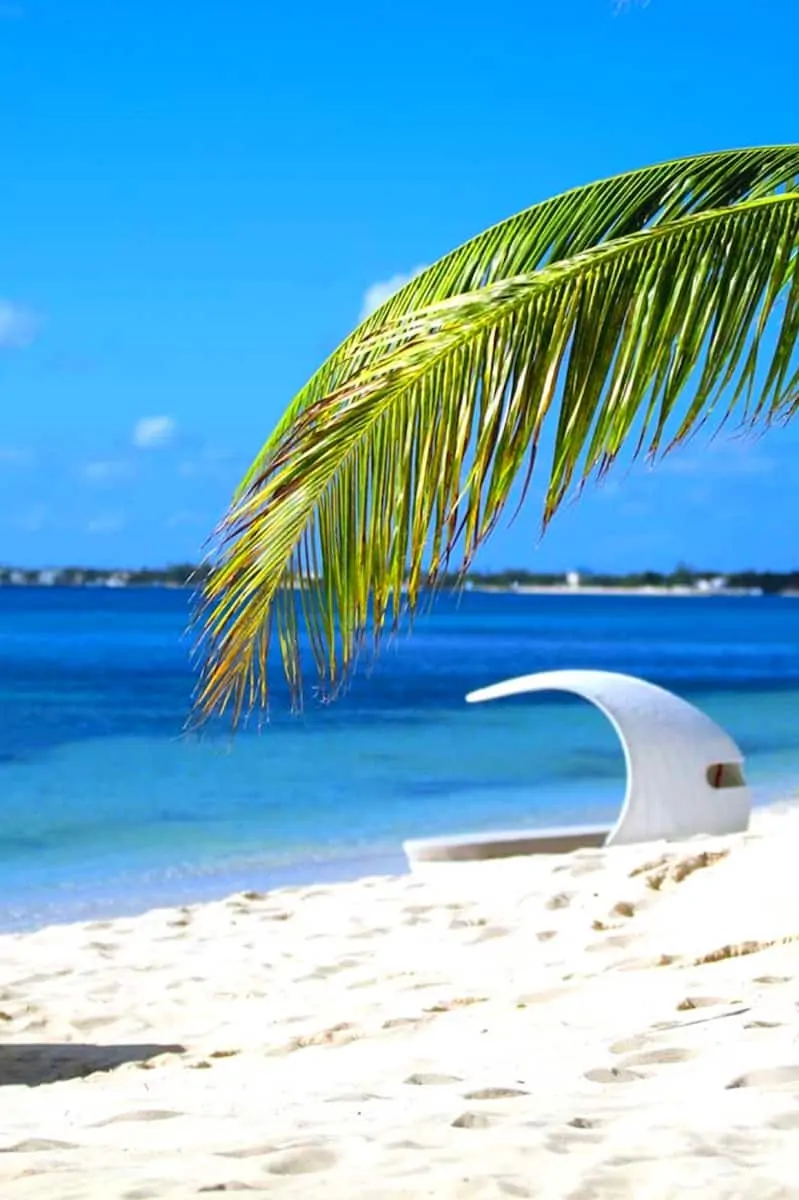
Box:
(1, 586), (798, 931)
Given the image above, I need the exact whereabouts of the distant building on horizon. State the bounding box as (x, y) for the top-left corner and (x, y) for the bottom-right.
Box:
(695, 575), (728, 592)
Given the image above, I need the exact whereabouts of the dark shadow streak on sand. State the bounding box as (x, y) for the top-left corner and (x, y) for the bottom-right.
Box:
(0, 1042), (185, 1087)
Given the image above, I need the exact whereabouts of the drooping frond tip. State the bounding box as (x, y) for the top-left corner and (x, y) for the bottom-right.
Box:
(192, 145), (799, 725)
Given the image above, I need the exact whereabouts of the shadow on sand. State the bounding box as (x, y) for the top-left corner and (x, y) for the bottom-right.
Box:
(0, 1042), (185, 1086)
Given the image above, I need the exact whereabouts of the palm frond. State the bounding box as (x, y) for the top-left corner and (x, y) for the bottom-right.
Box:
(194, 148), (799, 723)
(237, 144), (799, 497)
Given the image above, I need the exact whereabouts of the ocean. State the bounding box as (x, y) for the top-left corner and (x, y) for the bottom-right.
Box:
(0, 586), (797, 932)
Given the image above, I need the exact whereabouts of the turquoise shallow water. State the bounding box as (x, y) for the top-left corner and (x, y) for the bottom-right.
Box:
(0, 587), (797, 930)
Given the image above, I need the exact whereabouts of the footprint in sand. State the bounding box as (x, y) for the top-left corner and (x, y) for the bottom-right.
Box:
(263, 1146), (338, 1175)
(451, 1111), (495, 1129)
(281, 1023), (355, 1051)
(612, 1036), (698, 1062)
(584, 1067), (646, 1083)
(424, 997), (487, 1013)
(2, 1139), (78, 1153)
(87, 941), (118, 955)
(677, 995), (734, 1010)
(463, 1087), (528, 1100)
(470, 926), (510, 943)
(496, 1182), (536, 1198)
(301, 959), (362, 981)
(545, 892), (574, 911)
(198, 1185), (257, 1193)
(94, 1110), (182, 1126)
(727, 1066), (799, 1090)
(619, 1047), (696, 1067)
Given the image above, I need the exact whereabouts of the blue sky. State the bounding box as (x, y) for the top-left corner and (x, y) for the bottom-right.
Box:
(1, 0), (798, 572)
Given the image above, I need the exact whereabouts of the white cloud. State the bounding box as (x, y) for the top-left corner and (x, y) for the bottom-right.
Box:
(86, 513), (125, 534)
(0, 300), (39, 349)
(359, 266), (427, 321)
(81, 459), (131, 483)
(132, 415), (177, 449)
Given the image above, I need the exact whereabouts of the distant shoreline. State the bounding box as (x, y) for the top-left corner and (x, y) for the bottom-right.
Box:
(2, 581), (798, 598)
(2, 566), (798, 597)
(468, 584), (778, 597)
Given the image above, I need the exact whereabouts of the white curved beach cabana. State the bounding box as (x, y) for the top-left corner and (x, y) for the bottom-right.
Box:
(403, 669), (752, 866)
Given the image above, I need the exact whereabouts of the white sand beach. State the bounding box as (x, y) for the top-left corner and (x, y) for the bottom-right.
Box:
(2, 803), (799, 1199)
